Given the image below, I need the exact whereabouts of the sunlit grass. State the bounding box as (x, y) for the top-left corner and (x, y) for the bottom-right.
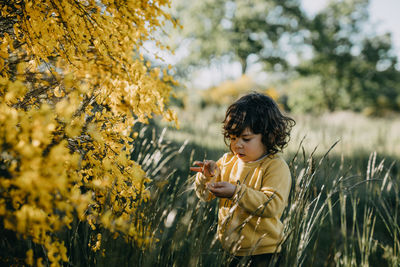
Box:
(150, 102), (399, 266)
(161, 106), (400, 158)
(2, 114), (398, 266)
(288, 111), (400, 157)
(93, 124), (398, 266)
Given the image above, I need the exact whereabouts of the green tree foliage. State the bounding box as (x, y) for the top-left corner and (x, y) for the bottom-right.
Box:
(170, 0), (306, 74)
(294, 0), (400, 113)
(169, 0), (400, 114)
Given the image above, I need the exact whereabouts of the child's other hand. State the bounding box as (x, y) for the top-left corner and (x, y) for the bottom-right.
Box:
(190, 160), (218, 178)
(207, 182), (236, 198)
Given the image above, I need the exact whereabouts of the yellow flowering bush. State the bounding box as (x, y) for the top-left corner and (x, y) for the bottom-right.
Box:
(201, 75), (280, 106)
(0, 0), (178, 265)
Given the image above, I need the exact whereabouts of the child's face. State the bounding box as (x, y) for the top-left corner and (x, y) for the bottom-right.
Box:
(229, 127), (267, 162)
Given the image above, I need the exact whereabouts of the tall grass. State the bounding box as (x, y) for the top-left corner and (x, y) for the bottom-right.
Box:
(280, 144), (398, 266)
(2, 123), (398, 266)
(75, 106), (400, 266)
(94, 125), (398, 266)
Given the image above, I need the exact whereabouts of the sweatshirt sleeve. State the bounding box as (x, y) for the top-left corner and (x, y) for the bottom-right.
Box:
(234, 157), (291, 218)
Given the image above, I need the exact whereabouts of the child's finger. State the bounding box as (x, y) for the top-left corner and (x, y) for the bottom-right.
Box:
(210, 182), (223, 188)
(190, 167), (203, 172)
(207, 182), (219, 190)
(207, 183), (216, 191)
(193, 161), (204, 166)
(208, 185), (223, 196)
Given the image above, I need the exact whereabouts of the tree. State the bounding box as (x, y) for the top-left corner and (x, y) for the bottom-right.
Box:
(170, 0), (306, 75)
(0, 0), (178, 265)
(295, 0), (400, 113)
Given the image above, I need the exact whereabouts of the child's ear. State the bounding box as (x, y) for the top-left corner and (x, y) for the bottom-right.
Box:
(268, 132), (276, 144)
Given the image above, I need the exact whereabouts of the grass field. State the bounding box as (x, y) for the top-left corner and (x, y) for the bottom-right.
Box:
(2, 105), (399, 266)
(122, 105), (399, 267)
(161, 105), (400, 158)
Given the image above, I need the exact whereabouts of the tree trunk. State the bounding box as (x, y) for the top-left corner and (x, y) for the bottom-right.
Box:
(239, 56), (247, 75)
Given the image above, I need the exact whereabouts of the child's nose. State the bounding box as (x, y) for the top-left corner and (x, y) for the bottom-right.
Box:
(235, 139), (244, 149)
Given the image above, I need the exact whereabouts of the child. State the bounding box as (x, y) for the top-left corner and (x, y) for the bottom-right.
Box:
(190, 92), (295, 267)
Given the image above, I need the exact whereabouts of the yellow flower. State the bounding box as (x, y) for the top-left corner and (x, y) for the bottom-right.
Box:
(1, 0), (176, 264)
(25, 249), (34, 266)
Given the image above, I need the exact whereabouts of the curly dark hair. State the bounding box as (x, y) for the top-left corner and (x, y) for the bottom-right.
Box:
(223, 92), (295, 156)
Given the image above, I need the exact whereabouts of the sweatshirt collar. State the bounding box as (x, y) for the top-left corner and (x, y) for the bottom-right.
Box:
(236, 153), (271, 167)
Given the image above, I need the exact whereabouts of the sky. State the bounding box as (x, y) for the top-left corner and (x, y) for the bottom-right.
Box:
(302, 0), (400, 59)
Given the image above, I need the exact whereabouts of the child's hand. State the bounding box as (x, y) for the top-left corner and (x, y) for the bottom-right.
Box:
(207, 182), (236, 198)
(190, 160), (218, 179)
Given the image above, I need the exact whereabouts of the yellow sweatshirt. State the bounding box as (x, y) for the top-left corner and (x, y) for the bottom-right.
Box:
(194, 152), (291, 256)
